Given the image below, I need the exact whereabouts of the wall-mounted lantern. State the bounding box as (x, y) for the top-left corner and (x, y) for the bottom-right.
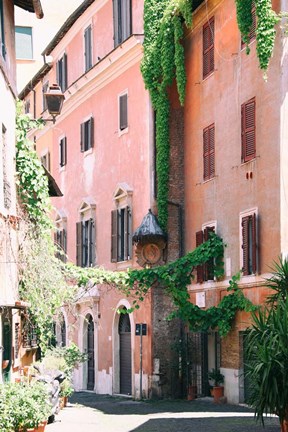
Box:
(44, 84), (65, 124)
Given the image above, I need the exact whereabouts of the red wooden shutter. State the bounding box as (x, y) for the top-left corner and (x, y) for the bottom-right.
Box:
(203, 125), (215, 181)
(251, 213), (257, 274)
(203, 18), (214, 79)
(203, 127), (209, 180)
(196, 230), (204, 283)
(111, 210), (118, 262)
(241, 98), (256, 162)
(242, 216), (249, 275)
(76, 222), (83, 266)
(80, 123), (85, 152)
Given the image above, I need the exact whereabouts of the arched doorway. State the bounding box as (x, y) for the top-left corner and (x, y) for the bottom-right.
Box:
(87, 315), (95, 390)
(119, 311), (131, 395)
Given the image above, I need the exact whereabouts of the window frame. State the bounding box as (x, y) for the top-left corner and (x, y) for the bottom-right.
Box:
(203, 17), (215, 79)
(80, 116), (94, 152)
(56, 53), (68, 92)
(240, 209), (258, 276)
(59, 136), (67, 168)
(241, 97), (256, 163)
(113, 0), (132, 47)
(15, 26), (33, 60)
(119, 92), (128, 133)
(203, 123), (215, 181)
(196, 222), (217, 283)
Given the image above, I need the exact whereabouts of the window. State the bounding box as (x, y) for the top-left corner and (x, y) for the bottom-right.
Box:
(15, 26), (33, 59)
(59, 137), (67, 167)
(113, 0), (132, 47)
(241, 5), (256, 48)
(80, 117), (94, 152)
(76, 218), (95, 267)
(203, 18), (214, 79)
(0, 0), (5, 58)
(41, 151), (50, 171)
(196, 225), (215, 283)
(42, 81), (49, 112)
(203, 124), (215, 181)
(2, 124), (11, 209)
(119, 93), (128, 131)
(241, 97), (256, 162)
(56, 54), (67, 92)
(241, 212), (257, 276)
(84, 25), (92, 72)
(111, 206), (132, 262)
(24, 99), (30, 114)
(54, 228), (67, 262)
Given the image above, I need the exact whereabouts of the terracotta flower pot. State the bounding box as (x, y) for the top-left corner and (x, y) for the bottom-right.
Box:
(213, 386), (224, 403)
(187, 385), (197, 400)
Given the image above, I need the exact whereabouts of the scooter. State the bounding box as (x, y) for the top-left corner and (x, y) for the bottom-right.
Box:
(32, 365), (66, 423)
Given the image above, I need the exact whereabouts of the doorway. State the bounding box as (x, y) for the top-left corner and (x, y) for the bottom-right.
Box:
(87, 315), (95, 390)
(119, 312), (131, 395)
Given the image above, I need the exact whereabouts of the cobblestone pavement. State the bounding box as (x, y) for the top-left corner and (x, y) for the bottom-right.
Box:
(46, 392), (280, 432)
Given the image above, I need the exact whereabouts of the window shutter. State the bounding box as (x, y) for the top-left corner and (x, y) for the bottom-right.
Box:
(63, 137), (67, 165)
(89, 218), (95, 267)
(89, 117), (94, 148)
(242, 98), (256, 162)
(196, 230), (204, 283)
(47, 151), (51, 172)
(63, 53), (68, 91)
(113, 0), (120, 46)
(119, 94), (128, 130)
(111, 210), (118, 262)
(204, 226), (215, 280)
(203, 127), (209, 180)
(84, 26), (92, 71)
(251, 213), (257, 274)
(123, 206), (132, 260)
(209, 126), (215, 178)
(122, 0), (132, 41)
(80, 123), (85, 152)
(242, 216), (249, 276)
(76, 222), (83, 266)
(203, 18), (214, 79)
(241, 6), (256, 48)
(56, 60), (60, 86)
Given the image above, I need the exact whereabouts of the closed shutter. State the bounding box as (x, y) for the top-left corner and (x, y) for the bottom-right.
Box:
(76, 222), (83, 266)
(111, 210), (118, 262)
(122, 0), (132, 41)
(203, 18), (214, 79)
(196, 230), (204, 283)
(242, 216), (249, 276)
(84, 26), (92, 71)
(63, 137), (67, 165)
(203, 125), (215, 181)
(119, 94), (128, 130)
(80, 123), (85, 152)
(123, 206), (132, 260)
(89, 218), (95, 267)
(241, 98), (256, 162)
(56, 60), (60, 86)
(89, 117), (94, 148)
(241, 6), (256, 48)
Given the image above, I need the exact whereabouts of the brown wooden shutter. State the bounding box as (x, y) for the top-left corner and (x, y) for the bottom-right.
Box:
(203, 127), (209, 180)
(111, 210), (118, 262)
(76, 222), (83, 266)
(241, 98), (256, 162)
(203, 18), (214, 79)
(251, 213), (257, 274)
(80, 123), (85, 152)
(64, 137), (67, 165)
(123, 206), (132, 260)
(242, 216), (249, 276)
(119, 94), (128, 130)
(203, 125), (215, 181)
(89, 218), (95, 267)
(196, 230), (204, 283)
(204, 226), (215, 280)
(89, 117), (94, 148)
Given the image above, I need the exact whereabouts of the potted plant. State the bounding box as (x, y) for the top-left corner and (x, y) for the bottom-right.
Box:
(59, 379), (74, 408)
(208, 368), (224, 403)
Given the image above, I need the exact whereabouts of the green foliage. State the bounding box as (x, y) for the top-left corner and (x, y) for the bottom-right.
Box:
(265, 257), (288, 304)
(208, 368), (224, 386)
(0, 381), (51, 431)
(42, 343), (88, 379)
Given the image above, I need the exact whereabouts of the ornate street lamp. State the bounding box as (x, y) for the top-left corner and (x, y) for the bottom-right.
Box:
(44, 84), (65, 124)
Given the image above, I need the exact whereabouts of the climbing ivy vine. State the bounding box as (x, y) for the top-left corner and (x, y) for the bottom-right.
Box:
(141, 0), (282, 230)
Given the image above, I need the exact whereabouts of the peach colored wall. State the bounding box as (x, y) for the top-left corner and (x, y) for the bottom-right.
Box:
(184, 0), (281, 278)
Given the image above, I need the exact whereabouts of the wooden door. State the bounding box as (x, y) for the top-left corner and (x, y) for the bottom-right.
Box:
(119, 312), (131, 395)
(87, 315), (95, 390)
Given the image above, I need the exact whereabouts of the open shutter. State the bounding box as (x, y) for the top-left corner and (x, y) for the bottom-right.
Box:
(63, 137), (67, 165)
(56, 60), (60, 86)
(209, 125), (215, 178)
(80, 122), (85, 152)
(119, 94), (128, 130)
(112, 0), (120, 47)
(203, 127), (209, 180)
(84, 26), (92, 71)
(76, 222), (83, 266)
(196, 230), (204, 283)
(204, 226), (215, 280)
(122, 0), (132, 41)
(89, 117), (94, 148)
(242, 98), (255, 162)
(251, 213), (257, 274)
(242, 216), (249, 276)
(63, 53), (68, 91)
(89, 218), (95, 267)
(111, 210), (118, 262)
(123, 206), (132, 260)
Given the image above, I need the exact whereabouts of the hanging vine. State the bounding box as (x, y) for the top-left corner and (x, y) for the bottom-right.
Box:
(141, 0), (281, 230)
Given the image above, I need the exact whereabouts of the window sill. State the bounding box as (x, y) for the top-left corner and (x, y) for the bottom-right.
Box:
(202, 70), (215, 82)
(83, 148), (93, 157)
(118, 127), (129, 137)
(203, 176), (216, 184)
(59, 165), (66, 172)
